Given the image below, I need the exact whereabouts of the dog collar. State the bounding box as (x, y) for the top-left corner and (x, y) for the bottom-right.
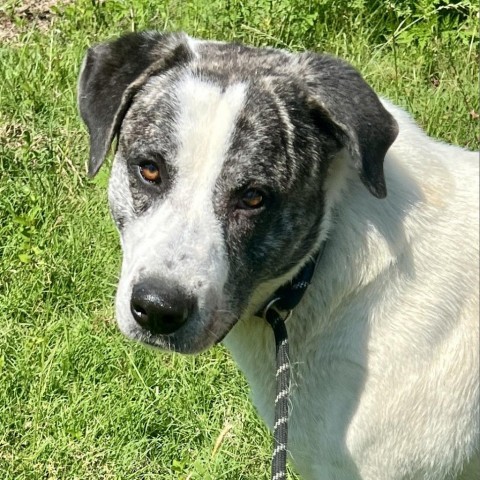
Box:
(257, 242), (325, 318)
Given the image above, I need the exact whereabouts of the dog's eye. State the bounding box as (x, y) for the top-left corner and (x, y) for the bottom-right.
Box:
(139, 162), (161, 184)
(238, 189), (265, 210)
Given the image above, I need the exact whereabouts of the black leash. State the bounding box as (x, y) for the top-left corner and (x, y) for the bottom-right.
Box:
(257, 248), (323, 480)
(264, 306), (291, 480)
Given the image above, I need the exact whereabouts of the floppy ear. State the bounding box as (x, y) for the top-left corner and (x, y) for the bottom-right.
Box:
(302, 53), (399, 198)
(78, 31), (192, 177)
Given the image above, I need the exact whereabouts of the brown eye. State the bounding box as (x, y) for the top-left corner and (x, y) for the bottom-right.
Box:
(139, 162), (161, 184)
(238, 188), (265, 210)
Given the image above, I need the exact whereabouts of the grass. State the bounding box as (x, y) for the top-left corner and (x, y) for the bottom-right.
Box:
(0, 0), (478, 478)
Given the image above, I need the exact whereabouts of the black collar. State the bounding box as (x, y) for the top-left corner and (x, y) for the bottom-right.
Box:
(256, 242), (325, 317)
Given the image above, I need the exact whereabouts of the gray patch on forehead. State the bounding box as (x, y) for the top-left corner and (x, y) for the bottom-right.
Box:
(119, 70), (184, 159)
(221, 79), (338, 193)
(219, 91), (291, 194)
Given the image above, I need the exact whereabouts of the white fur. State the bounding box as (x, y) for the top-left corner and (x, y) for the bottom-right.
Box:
(224, 100), (479, 479)
(174, 77), (247, 197)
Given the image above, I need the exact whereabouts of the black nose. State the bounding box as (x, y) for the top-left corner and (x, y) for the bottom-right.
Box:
(130, 280), (194, 335)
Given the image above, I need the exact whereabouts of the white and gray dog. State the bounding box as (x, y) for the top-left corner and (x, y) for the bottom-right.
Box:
(78, 32), (479, 479)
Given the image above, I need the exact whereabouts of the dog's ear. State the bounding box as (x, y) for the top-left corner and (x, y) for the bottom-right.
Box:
(78, 31), (192, 177)
(303, 53), (399, 198)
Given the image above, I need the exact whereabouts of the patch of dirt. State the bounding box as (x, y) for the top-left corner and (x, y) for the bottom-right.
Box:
(0, 0), (73, 42)
(0, 117), (26, 150)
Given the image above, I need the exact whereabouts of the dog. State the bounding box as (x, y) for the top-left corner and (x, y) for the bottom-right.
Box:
(78, 31), (479, 479)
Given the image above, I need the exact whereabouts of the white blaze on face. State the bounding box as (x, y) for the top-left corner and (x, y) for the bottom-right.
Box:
(115, 75), (248, 339)
(174, 77), (247, 202)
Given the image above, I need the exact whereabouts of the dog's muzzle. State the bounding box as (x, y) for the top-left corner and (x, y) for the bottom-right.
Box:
(130, 278), (195, 335)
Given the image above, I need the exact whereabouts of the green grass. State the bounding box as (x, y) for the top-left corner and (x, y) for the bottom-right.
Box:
(0, 1), (478, 478)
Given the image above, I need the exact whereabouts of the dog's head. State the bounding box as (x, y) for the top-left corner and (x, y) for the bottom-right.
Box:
(78, 32), (398, 353)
